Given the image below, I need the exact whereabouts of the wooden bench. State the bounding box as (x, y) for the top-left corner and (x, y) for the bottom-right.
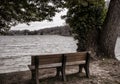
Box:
(28, 51), (90, 84)
(63, 51), (91, 81)
(28, 54), (66, 84)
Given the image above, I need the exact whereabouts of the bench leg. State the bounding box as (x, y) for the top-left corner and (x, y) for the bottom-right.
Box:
(31, 69), (36, 80)
(84, 66), (90, 78)
(61, 67), (66, 82)
(56, 67), (61, 77)
(35, 68), (39, 84)
(78, 65), (83, 73)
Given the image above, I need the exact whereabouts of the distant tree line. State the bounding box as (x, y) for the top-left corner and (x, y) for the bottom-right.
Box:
(5, 25), (71, 36)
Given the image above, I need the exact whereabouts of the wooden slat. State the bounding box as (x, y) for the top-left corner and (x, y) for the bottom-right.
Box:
(39, 57), (62, 65)
(38, 54), (62, 59)
(31, 56), (35, 65)
(39, 63), (62, 69)
(31, 54), (62, 65)
(66, 61), (86, 66)
(28, 63), (62, 70)
(66, 56), (86, 62)
(28, 52), (91, 82)
(64, 52), (87, 62)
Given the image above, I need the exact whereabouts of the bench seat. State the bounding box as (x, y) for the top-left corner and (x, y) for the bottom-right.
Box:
(28, 63), (62, 69)
(66, 60), (86, 66)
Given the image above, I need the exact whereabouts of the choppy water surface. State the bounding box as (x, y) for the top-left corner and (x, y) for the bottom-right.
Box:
(0, 35), (119, 73)
(0, 35), (77, 73)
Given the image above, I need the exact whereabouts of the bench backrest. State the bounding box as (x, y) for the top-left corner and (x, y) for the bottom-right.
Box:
(64, 52), (87, 62)
(31, 54), (63, 65)
(64, 52), (90, 65)
(31, 52), (90, 66)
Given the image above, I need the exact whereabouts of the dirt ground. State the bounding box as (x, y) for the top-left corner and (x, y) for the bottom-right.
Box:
(0, 58), (120, 84)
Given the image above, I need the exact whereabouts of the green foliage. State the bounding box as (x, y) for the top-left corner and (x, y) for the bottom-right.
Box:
(0, 0), (63, 34)
(0, 0), (106, 38)
(63, 0), (107, 51)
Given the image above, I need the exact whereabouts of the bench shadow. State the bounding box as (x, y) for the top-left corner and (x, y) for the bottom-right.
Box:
(37, 72), (90, 84)
(0, 71), (93, 84)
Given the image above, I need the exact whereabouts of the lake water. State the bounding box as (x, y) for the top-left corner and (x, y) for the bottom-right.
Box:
(115, 37), (120, 60)
(0, 35), (77, 73)
(0, 35), (119, 73)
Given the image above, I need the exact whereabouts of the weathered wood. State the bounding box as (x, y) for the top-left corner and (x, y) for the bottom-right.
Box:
(61, 54), (66, 81)
(28, 63), (62, 69)
(35, 56), (39, 84)
(66, 61), (85, 66)
(31, 56), (35, 65)
(31, 69), (35, 80)
(32, 54), (62, 65)
(56, 67), (61, 77)
(64, 51), (91, 78)
(78, 64), (84, 73)
(65, 52), (87, 62)
(28, 54), (63, 84)
(84, 52), (90, 78)
(28, 51), (91, 84)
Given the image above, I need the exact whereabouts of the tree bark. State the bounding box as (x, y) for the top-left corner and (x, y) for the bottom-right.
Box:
(100, 0), (120, 58)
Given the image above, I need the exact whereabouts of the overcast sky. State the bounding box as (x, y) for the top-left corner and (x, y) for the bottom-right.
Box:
(11, 9), (67, 31)
(11, 0), (110, 31)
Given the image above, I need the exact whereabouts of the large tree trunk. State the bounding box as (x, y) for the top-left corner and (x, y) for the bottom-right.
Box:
(100, 0), (120, 58)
